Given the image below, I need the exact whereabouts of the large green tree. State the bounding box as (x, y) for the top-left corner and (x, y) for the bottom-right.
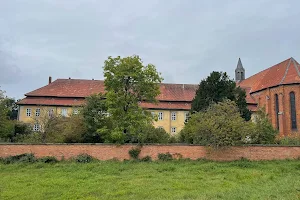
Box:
(81, 93), (113, 143)
(103, 55), (163, 143)
(0, 88), (15, 141)
(191, 71), (251, 121)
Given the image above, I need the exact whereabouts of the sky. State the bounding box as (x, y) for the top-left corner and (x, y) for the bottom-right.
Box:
(0, 0), (299, 99)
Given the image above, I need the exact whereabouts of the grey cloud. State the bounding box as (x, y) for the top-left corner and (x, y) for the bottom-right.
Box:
(0, 0), (299, 99)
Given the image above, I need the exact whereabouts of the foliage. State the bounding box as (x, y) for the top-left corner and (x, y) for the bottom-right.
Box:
(181, 100), (254, 147)
(191, 71), (251, 121)
(14, 132), (43, 143)
(157, 152), (173, 161)
(248, 108), (278, 144)
(1, 153), (36, 164)
(128, 148), (141, 159)
(0, 88), (15, 141)
(140, 155), (152, 162)
(81, 93), (113, 142)
(136, 124), (171, 144)
(103, 55), (163, 143)
(44, 115), (87, 143)
(75, 154), (94, 163)
(276, 136), (300, 145)
(38, 156), (59, 163)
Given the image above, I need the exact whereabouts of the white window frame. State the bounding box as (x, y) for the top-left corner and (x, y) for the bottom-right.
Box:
(35, 108), (41, 117)
(33, 124), (40, 132)
(171, 127), (176, 134)
(61, 108), (68, 117)
(158, 126), (164, 130)
(26, 108), (31, 117)
(171, 112), (176, 121)
(184, 112), (189, 121)
(73, 109), (79, 115)
(158, 112), (163, 120)
(48, 109), (54, 117)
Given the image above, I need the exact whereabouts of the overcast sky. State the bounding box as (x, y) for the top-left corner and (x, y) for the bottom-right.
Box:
(0, 0), (299, 99)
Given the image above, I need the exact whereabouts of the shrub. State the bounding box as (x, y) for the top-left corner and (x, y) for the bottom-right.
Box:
(1, 153), (36, 164)
(75, 154), (94, 163)
(276, 136), (300, 145)
(158, 152), (173, 161)
(248, 109), (278, 144)
(140, 155), (152, 162)
(137, 125), (171, 144)
(128, 148), (141, 159)
(180, 100), (254, 148)
(38, 156), (59, 163)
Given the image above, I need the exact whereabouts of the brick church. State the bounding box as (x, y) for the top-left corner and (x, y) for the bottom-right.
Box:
(236, 57), (300, 136)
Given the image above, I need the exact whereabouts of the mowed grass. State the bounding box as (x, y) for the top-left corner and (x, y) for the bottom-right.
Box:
(1, 159), (300, 200)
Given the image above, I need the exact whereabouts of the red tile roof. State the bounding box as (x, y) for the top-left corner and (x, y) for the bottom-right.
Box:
(25, 79), (198, 102)
(17, 97), (85, 106)
(238, 57), (300, 93)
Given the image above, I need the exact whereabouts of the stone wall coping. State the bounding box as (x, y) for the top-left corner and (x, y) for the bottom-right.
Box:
(0, 143), (299, 147)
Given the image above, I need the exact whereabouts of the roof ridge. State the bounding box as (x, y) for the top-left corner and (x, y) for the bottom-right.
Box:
(291, 58), (300, 77)
(279, 58), (293, 84)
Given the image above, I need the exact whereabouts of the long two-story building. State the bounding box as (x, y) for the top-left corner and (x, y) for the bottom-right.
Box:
(18, 57), (299, 136)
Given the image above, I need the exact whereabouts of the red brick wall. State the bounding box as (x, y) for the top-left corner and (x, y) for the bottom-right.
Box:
(251, 84), (300, 136)
(1, 144), (299, 161)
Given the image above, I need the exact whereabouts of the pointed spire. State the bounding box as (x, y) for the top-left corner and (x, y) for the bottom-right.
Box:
(236, 58), (244, 69)
(235, 58), (245, 81)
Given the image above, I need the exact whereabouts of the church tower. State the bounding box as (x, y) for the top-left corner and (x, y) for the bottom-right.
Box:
(235, 58), (245, 81)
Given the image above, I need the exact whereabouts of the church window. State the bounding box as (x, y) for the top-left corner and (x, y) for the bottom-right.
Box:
(290, 92), (297, 130)
(275, 94), (279, 130)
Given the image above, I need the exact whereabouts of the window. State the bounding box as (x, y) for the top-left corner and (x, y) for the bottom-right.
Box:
(290, 92), (297, 130)
(275, 94), (279, 130)
(158, 126), (164, 130)
(33, 124), (40, 132)
(171, 127), (176, 134)
(35, 108), (40, 117)
(73, 109), (79, 115)
(26, 108), (31, 117)
(171, 112), (176, 121)
(158, 112), (163, 120)
(151, 111), (155, 119)
(48, 109), (54, 117)
(61, 108), (68, 117)
(184, 112), (189, 122)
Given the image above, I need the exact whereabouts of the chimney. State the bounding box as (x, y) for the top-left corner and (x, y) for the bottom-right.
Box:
(48, 76), (52, 84)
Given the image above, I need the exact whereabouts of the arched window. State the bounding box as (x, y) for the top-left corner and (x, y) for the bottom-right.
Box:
(290, 92), (297, 130)
(241, 72), (244, 79)
(275, 94), (279, 130)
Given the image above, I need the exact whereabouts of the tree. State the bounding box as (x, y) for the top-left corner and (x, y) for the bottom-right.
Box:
(191, 71), (251, 121)
(180, 100), (254, 148)
(0, 88), (15, 141)
(81, 93), (113, 142)
(103, 55), (163, 143)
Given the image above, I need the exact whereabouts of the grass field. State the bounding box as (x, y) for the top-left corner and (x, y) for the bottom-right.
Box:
(1, 159), (300, 200)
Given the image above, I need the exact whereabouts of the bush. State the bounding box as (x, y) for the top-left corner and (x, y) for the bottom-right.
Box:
(158, 152), (173, 161)
(1, 153), (36, 164)
(180, 100), (254, 148)
(75, 154), (94, 163)
(276, 136), (300, 145)
(140, 155), (152, 162)
(38, 156), (59, 163)
(137, 125), (171, 144)
(248, 109), (278, 144)
(129, 148), (141, 159)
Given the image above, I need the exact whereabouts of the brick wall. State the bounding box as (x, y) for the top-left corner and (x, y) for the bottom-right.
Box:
(1, 144), (300, 161)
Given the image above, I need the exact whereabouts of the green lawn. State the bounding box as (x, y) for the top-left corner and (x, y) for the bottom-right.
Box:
(1, 160), (300, 200)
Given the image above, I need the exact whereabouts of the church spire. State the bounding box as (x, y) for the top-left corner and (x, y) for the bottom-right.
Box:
(235, 58), (245, 81)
